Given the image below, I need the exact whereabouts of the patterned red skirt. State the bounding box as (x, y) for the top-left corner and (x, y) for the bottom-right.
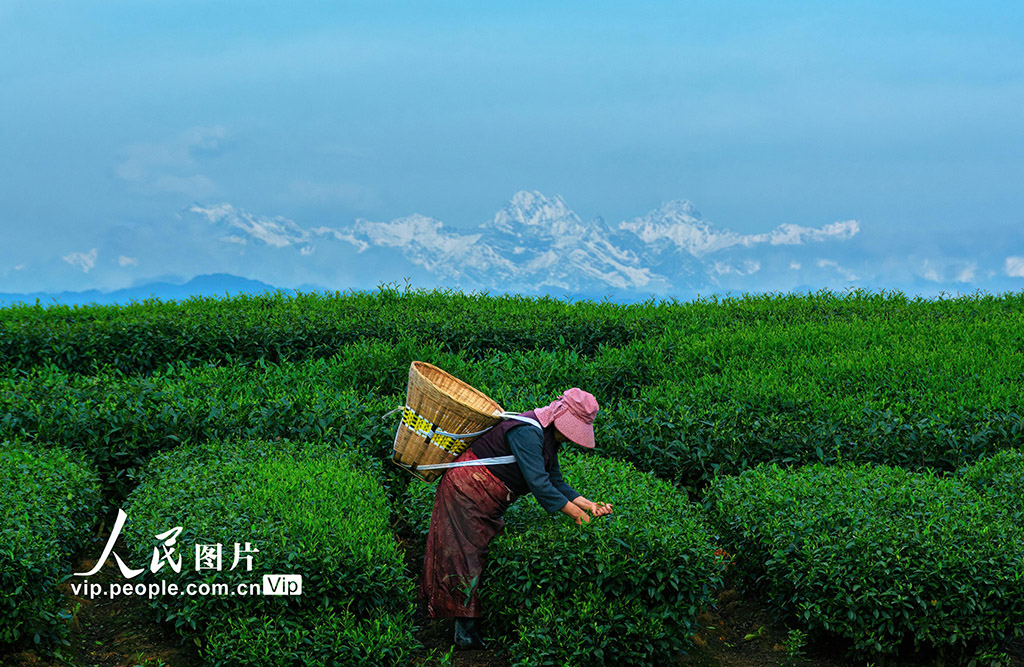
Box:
(419, 448), (515, 618)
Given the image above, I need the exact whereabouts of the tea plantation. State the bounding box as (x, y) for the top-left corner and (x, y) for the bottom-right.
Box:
(1, 287), (1022, 665)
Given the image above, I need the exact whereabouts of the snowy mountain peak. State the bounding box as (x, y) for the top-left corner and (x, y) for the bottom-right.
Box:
(653, 199), (702, 220)
(487, 190), (582, 236)
(617, 199), (728, 257)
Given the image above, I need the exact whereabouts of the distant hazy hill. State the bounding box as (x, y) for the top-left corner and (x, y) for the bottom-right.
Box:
(0, 273), (286, 308)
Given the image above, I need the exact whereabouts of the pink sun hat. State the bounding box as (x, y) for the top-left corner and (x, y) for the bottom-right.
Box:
(533, 388), (600, 449)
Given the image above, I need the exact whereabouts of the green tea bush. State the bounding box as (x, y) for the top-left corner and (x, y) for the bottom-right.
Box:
(5, 292), (1024, 493)
(5, 289), (1024, 496)
(961, 448), (1024, 523)
(0, 288), (645, 375)
(4, 288), (1022, 377)
(407, 450), (721, 666)
(202, 606), (417, 667)
(123, 438), (418, 667)
(508, 584), (675, 667)
(0, 440), (103, 655)
(597, 377), (1024, 495)
(0, 361), (399, 500)
(707, 463), (1024, 662)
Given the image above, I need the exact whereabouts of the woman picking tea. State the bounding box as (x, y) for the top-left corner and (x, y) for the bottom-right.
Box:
(419, 388), (614, 650)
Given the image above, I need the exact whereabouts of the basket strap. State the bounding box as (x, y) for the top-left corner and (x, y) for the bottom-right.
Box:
(408, 455), (518, 471)
(387, 407), (544, 475)
(434, 412), (541, 439)
(415, 414), (542, 470)
(501, 412), (543, 430)
(434, 424), (493, 439)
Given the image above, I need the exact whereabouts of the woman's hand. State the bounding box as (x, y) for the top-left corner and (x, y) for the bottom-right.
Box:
(560, 501), (591, 525)
(572, 496), (614, 518)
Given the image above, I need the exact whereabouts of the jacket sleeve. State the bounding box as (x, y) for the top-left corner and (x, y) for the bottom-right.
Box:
(506, 425), (575, 514)
(546, 453), (581, 504)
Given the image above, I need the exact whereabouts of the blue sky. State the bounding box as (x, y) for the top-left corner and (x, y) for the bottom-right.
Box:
(2, 0), (1023, 298)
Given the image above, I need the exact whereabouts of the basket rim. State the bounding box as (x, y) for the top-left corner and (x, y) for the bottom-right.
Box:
(410, 360), (503, 417)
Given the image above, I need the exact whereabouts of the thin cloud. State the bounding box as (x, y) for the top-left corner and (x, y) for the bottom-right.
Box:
(289, 180), (380, 210)
(321, 214), (515, 279)
(115, 126), (227, 197)
(766, 220), (860, 245)
(151, 174), (218, 196)
(63, 249), (98, 273)
(188, 204), (314, 251)
(1005, 256), (1024, 278)
(118, 255), (138, 267)
(712, 260), (761, 276)
(619, 201), (860, 257)
(816, 258), (859, 281)
(2, 264), (27, 279)
(956, 264), (976, 282)
(918, 258), (978, 283)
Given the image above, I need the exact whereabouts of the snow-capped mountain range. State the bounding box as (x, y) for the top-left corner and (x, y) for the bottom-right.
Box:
(193, 190), (859, 294)
(10, 189), (1022, 305)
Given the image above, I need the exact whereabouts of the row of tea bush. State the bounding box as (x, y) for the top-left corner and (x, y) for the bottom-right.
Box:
(2, 287), (1022, 375)
(0, 362), (397, 501)
(2, 430), (730, 666)
(7, 436), (1022, 664)
(122, 438), (419, 666)
(118, 437), (724, 666)
(0, 440), (103, 657)
(405, 449), (723, 666)
(707, 449), (1024, 662)
(3, 332), (1021, 504)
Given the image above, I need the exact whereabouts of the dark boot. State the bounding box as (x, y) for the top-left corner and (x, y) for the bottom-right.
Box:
(454, 616), (487, 650)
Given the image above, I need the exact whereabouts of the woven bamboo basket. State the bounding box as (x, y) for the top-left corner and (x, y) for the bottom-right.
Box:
(391, 361), (504, 482)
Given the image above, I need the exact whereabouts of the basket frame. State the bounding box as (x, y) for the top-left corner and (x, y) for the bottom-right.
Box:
(390, 361), (504, 482)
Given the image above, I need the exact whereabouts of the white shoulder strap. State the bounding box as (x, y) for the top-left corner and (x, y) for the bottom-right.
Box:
(417, 412), (541, 471)
(500, 412), (542, 430)
(433, 412), (540, 439)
